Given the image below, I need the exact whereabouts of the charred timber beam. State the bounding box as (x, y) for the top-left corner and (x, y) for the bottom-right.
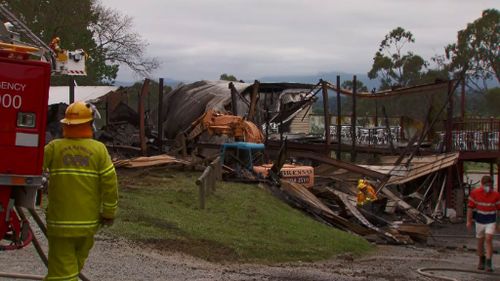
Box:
(321, 79), (331, 155)
(139, 79), (150, 156)
(445, 80), (454, 152)
(229, 82), (239, 116)
(351, 75), (357, 162)
(382, 106), (396, 154)
(248, 80), (260, 122)
(336, 75), (342, 160)
(157, 78), (164, 150)
(69, 77), (75, 104)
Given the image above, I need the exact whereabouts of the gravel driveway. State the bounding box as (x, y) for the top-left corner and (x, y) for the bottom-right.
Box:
(2, 221), (500, 281)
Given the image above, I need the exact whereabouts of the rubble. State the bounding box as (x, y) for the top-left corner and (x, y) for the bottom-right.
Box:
(46, 78), (498, 247)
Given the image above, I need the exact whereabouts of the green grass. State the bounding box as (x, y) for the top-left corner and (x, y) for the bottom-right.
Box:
(102, 169), (373, 263)
(464, 162), (497, 173)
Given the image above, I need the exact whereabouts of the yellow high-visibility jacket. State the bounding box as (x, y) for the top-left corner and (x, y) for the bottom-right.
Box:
(357, 184), (378, 206)
(43, 138), (118, 237)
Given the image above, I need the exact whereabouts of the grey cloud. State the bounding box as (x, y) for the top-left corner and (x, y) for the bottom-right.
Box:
(101, 0), (499, 82)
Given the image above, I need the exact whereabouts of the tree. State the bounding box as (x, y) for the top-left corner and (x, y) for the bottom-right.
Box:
(219, 73), (238, 82)
(368, 27), (428, 90)
(341, 80), (369, 92)
(3, 0), (159, 85)
(483, 87), (500, 117)
(445, 9), (499, 92)
(90, 3), (159, 80)
(4, 0), (99, 84)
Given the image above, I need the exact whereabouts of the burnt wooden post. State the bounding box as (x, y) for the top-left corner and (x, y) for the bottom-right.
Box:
(382, 106), (396, 154)
(265, 93), (270, 144)
(248, 80), (260, 122)
(157, 78), (164, 150)
(229, 82), (238, 115)
(351, 75), (357, 162)
(321, 79), (331, 156)
(69, 77), (75, 103)
(336, 75), (342, 160)
(105, 95), (109, 126)
(400, 116), (404, 140)
(445, 80), (454, 207)
(139, 79), (150, 156)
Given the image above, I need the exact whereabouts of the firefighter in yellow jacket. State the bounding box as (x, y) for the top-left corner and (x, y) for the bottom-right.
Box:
(43, 101), (118, 281)
(357, 179), (378, 206)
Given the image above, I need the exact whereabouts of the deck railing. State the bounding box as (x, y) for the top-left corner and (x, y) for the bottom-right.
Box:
(327, 125), (401, 147)
(447, 118), (500, 151)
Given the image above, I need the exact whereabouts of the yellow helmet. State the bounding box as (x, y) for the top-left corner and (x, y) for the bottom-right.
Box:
(357, 179), (367, 189)
(60, 101), (93, 125)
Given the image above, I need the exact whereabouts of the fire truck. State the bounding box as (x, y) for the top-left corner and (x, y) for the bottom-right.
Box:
(0, 3), (86, 254)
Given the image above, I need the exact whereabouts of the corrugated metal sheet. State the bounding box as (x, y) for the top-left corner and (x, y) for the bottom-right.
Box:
(49, 86), (118, 105)
(161, 80), (250, 139)
(289, 105), (311, 134)
(360, 152), (459, 185)
(160, 80), (317, 140)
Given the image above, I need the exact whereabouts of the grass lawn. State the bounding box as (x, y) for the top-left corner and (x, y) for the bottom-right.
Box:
(464, 161), (497, 173)
(102, 168), (373, 263)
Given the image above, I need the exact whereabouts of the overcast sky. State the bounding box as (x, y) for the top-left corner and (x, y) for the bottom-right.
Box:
(100, 0), (499, 83)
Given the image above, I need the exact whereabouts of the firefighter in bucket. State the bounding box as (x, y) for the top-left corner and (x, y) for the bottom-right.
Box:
(43, 101), (118, 281)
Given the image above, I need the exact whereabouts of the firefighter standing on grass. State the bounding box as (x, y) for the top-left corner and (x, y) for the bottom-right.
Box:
(43, 101), (118, 280)
(467, 175), (500, 272)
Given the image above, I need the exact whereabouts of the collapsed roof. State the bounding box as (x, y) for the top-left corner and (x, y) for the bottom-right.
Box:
(160, 80), (316, 139)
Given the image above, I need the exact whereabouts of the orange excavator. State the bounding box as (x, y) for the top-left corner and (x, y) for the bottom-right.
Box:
(174, 109), (264, 154)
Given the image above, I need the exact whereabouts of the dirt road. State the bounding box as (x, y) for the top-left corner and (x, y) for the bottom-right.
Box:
(2, 226), (500, 281)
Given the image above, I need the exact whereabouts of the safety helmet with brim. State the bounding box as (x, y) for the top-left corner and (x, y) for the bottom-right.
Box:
(60, 101), (94, 125)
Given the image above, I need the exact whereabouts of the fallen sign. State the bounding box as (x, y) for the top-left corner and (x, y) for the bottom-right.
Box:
(113, 154), (191, 168)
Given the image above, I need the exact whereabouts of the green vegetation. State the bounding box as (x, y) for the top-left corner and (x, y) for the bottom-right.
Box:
(446, 9), (499, 92)
(102, 169), (372, 263)
(464, 162), (498, 173)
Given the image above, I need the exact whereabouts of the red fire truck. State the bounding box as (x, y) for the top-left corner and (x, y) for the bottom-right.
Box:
(0, 42), (50, 250)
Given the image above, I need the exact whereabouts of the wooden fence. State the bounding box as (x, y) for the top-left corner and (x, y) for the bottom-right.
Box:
(196, 156), (222, 209)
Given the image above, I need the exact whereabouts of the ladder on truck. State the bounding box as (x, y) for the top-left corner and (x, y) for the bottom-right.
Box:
(0, 3), (57, 70)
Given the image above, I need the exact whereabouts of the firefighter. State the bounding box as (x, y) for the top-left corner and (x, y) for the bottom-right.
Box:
(43, 101), (118, 281)
(357, 179), (378, 206)
(49, 36), (62, 54)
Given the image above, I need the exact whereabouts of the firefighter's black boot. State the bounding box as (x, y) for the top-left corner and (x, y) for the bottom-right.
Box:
(478, 256), (485, 270)
(485, 258), (493, 272)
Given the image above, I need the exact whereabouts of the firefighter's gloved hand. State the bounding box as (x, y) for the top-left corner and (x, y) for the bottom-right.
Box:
(100, 217), (114, 227)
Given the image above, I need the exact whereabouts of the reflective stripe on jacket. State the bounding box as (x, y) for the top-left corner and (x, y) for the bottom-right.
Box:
(468, 187), (500, 224)
(44, 138), (118, 237)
